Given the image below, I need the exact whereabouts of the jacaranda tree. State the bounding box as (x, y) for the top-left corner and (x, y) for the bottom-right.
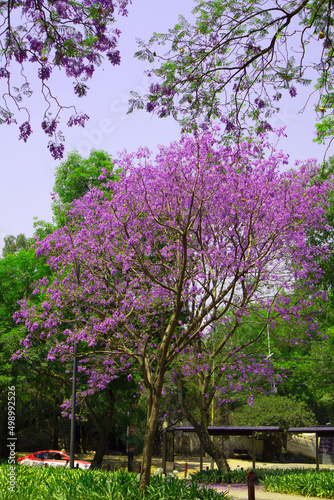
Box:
(14, 128), (330, 488)
(0, 0), (132, 158)
(130, 0), (334, 145)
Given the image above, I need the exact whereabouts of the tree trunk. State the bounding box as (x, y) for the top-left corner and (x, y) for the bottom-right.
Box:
(196, 424), (230, 471)
(53, 398), (60, 450)
(79, 421), (87, 454)
(139, 308), (182, 489)
(86, 386), (116, 469)
(177, 376), (230, 471)
(90, 429), (108, 469)
(139, 390), (162, 490)
(52, 412), (59, 449)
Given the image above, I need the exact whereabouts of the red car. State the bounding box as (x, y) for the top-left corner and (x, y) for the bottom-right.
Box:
(17, 450), (91, 469)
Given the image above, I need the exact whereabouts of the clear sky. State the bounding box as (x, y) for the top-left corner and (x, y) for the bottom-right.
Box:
(0, 0), (331, 252)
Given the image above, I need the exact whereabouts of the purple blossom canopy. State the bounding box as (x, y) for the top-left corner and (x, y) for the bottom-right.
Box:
(15, 128), (331, 395)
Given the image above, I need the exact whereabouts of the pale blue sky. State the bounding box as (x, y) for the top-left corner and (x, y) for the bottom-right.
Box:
(0, 0), (331, 251)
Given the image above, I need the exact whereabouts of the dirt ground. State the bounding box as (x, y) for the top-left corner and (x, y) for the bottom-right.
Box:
(74, 453), (334, 478)
(70, 452), (211, 476)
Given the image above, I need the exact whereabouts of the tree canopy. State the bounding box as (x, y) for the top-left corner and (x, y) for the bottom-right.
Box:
(53, 150), (117, 205)
(0, 0), (132, 158)
(52, 149), (120, 225)
(234, 395), (317, 430)
(130, 0), (334, 146)
(2, 234), (29, 257)
(14, 129), (331, 486)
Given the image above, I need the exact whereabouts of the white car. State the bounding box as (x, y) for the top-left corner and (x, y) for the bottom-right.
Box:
(17, 450), (91, 469)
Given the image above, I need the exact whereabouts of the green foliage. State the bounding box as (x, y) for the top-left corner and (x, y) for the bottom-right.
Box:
(0, 245), (68, 458)
(281, 159), (334, 423)
(52, 149), (121, 226)
(0, 466), (229, 499)
(32, 218), (56, 242)
(234, 395), (317, 431)
(2, 234), (30, 258)
(0, 246), (47, 312)
(261, 469), (334, 498)
(53, 149), (112, 204)
(192, 468), (249, 484)
(192, 468), (334, 498)
(305, 329), (334, 423)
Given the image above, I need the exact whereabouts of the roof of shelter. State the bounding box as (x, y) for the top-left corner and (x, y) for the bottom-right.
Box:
(288, 427), (334, 436)
(171, 426), (334, 436)
(171, 426), (282, 436)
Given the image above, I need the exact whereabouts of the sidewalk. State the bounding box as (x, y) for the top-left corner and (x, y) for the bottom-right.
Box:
(206, 483), (326, 500)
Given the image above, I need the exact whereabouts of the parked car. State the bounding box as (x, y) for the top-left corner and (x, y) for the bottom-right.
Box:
(17, 450), (91, 469)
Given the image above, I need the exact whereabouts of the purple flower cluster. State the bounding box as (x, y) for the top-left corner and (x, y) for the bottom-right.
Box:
(0, 67), (9, 78)
(149, 83), (161, 94)
(47, 141), (65, 160)
(146, 101), (158, 113)
(67, 113), (89, 127)
(74, 82), (89, 97)
(254, 97), (265, 109)
(107, 50), (121, 65)
(221, 116), (236, 132)
(38, 65), (52, 80)
(289, 86), (297, 98)
(14, 49), (28, 64)
(149, 83), (176, 97)
(27, 36), (44, 54)
(273, 92), (282, 101)
(257, 120), (273, 134)
(18, 121), (32, 142)
(41, 118), (57, 136)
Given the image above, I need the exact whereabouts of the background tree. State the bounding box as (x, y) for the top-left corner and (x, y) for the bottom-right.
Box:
(0, 246), (64, 458)
(277, 329), (334, 425)
(53, 150), (117, 205)
(2, 234), (30, 257)
(234, 394), (317, 430)
(0, 0), (132, 158)
(130, 0), (334, 146)
(172, 312), (274, 470)
(15, 130), (331, 487)
(234, 394), (317, 460)
(52, 149), (120, 226)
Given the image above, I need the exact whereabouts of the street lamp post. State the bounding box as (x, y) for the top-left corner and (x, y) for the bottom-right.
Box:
(70, 263), (80, 469)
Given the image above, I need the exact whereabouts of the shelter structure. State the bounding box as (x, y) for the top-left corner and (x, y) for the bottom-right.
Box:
(288, 427), (334, 470)
(162, 426), (334, 473)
